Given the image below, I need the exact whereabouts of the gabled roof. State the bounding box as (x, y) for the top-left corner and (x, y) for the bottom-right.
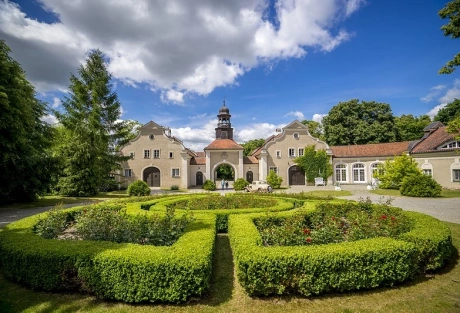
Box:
(411, 126), (457, 154)
(332, 141), (411, 158)
(140, 121), (164, 130)
(243, 156), (259, 164)
(204, 139), (243, 150)
(283, 120), (309, 130)
(190, 152), (206, 165)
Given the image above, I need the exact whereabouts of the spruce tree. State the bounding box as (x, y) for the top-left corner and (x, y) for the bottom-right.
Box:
(0, 40), (55, 203)
(56, 49), (127, 196)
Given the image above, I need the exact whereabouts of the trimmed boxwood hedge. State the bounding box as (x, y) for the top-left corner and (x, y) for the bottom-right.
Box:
(0, 205), (216, 303)
(228, 202), (453, 297)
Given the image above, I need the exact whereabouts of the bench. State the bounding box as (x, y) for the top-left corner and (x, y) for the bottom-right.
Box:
(314, 177), (325, 186)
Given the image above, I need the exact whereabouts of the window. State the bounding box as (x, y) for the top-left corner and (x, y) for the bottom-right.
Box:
(423, 169), (432, 176)
(298, 148), (304, 156)
(440, 141), (460, 149)
(153, 149), (160, 159)
(352, 163), (366, 182)
(288, 148), (295, 157)
(335, 164), (347, 182)
(293, 132), (299, 139)
(276, 150), (281, 158)
(124, 169), (132, 177)
(269, 166), (278, 174)
(149, 134), (155, 140)
(370, 163), (382, 178)
(169, 151), (174, 159)
(129, 152), (135, 159)
(143, 149), (150, 158)
(172, 168), (180, 177)
(453, 169), (460, 182)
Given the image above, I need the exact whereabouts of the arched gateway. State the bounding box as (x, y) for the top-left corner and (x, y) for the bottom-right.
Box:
(143, 167), (160, 187)
(289, 165), (305, 185)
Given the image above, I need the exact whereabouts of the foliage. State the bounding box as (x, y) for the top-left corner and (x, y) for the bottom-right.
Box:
(0, 40), (57, 204)
(434, 98), (460, 124)
(447, 115), (460, 141)
(166, 194), (277, 211)
(294, 145), (332, 184)
(255, 201), (412, 246)
(216, 164), (234, 180)
(233, 178), (249, 191)
(400, 173), (442, 197)
(115, 119), (142, 149)
(170, 185), (179, 191)
(127, 180), (151, 196)
(0, 206), (215, 303)
(266, 170), (283, 188)
(54, 49), (129, 197)
(301, 120), (325, 140)
(203, 180), (216, 191)
(394, 114), (432, 141)
(438, 0), (460, 74)
(322, 99), (397, 145)
(240, 138), (265, 156)
(374, 153), (422, 189)
(32, 204), (71, 239)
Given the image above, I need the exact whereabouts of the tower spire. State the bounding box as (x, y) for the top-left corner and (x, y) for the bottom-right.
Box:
(216, 101), (233, 139)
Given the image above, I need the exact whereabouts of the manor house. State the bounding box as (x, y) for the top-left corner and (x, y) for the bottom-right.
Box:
(119, 102), (460, 189)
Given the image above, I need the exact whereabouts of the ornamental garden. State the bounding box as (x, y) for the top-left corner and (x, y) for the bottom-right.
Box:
(0, 193), (454, 304)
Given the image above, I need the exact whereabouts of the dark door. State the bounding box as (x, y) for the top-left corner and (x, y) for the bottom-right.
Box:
(289, 165), (305, 185)
(196, 171), (203, 186)
(246, 171), (253, 183)
(143, 167), (160, 187)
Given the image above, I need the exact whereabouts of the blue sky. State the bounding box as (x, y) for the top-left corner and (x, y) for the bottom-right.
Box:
(1, 0), (459, 150)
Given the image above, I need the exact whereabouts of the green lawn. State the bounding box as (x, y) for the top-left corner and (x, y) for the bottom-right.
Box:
(371, 188), (460, 198)
(1, 222), (459, 312)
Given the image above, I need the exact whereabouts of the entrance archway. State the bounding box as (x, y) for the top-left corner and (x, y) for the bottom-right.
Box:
(143, 167), (160, 187)
(289, 165), (305, 185)
(196, 171), (203, 186)
(246, 171), (253, 183)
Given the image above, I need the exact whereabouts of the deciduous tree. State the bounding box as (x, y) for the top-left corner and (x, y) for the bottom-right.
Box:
(374, 154), (421, 189)
(301, 120), (325, 140)
(434, 99), (460, 124)
(394, 114), (432, 141)
(438, 0), (460, 74)
(241, 138), (265, 156)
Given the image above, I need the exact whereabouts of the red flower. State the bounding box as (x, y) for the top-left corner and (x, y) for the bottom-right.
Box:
(331, 217), (335, 221)
(391, 216), (396, 221)
(381, 215), (387, 219)
(303, 228), (311, 234)
(306, 237), (312, 243)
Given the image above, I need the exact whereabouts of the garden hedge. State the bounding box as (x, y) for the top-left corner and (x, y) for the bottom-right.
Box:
(0, 204), (216, 303)
(228, 202), (453, 296)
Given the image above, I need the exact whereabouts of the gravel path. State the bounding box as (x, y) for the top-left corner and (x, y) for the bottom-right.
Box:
(1, 186), (459, 226)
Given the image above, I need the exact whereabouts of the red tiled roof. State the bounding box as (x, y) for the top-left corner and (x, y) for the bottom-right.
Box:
(204, 139), (243, 150)
(190, 152), (206, 165)
(332, 141), (410, 158)
(243, 156), (259, 164)
(411, 126), (457, 154)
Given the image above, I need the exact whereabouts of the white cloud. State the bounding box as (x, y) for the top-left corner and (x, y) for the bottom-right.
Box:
(236, 122), (286, 142)
(421, 84), (446, 102)
(312, 113), (326, 123)
(285, 111), (305, 120)
(426, 104), (446, 119)
(171, 119), (216, 151)
(51, 97), (61, 108)
(40, 114), (58, 125)
(0, 0), (364, 103)
(426, 79), (460, 118)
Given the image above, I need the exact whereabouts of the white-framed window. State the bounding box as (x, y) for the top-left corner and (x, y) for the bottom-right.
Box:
(153, 149), (160, 159)
(370, 162), (383, 178)
(352, 163), (366, 182)
(143, 149), (150, 158)
(124, 169), (132, 177)
(423, 169), (432, 176)
(276, 150), (281, 158)
(169, 151), (174, 159)
(129, 152), (135, 159)
(335, 163), (347, 182)
(453, 169), (460, 182)
(269, 166), (278, 174)
(293, 132), (299, 139)
(172, 168), (180, 177)
(288, 148), (295, 157)
(298, 148), (304, 156)
(439, 141), (460, 149)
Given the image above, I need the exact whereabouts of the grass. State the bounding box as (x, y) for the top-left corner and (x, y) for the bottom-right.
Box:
(302, 190), (352, 197)
(371, 188), (460, 198)
(2, 220), (458, 312)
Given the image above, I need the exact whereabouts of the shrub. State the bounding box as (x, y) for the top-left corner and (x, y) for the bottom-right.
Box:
(32, 204), (72, 239)
(233, 178), (249, 191)
(127, 180), (151, 196)
(374, 153), (421, 189)
(266, 170), (283, 189)
(203, 179), (216, 191)
(400, 173), (442, 197)
(170, 185), (179, 191)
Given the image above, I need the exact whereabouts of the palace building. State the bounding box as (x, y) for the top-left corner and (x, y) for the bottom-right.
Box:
(118, 102), (460, 189)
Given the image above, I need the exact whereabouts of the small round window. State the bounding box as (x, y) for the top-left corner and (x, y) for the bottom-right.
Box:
(149, 134), (155, 140)
(293, 132), (299, 139)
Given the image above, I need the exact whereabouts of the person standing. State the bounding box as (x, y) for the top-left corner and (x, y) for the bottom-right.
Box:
(221, 179), (225, 190)
(225, 180), (228, 190)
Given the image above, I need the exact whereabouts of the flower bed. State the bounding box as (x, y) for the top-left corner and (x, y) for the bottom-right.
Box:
(0, 202), (215, 303)
(228, 201), (453, 297)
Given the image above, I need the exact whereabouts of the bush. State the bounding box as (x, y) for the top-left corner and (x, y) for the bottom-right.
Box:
(203, 179), (216, 191)
(32, 204), (72, 239)
(170, 185), (179, 191)
(233, 178), (249, 191)
(400, 174), (442, 197)
(127, 180), (151, 196)
(374, 153), (421, 189)
(266, 170), (283, 189)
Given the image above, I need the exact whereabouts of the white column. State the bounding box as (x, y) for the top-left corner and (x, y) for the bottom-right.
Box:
(205, 151), (211, 181)
(238, 150), (244, 179)
(180, 153), (189, 188)
(259, 150), (268, 180)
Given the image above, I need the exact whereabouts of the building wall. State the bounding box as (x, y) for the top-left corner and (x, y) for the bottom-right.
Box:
(331, 157), (388, 185)
(208, 150), (242, 182)
(413, 153), (460, 189)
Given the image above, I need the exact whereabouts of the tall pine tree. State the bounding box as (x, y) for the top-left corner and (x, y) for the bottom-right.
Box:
(56, 49), (127, 196)
(0, 40), (55, 204)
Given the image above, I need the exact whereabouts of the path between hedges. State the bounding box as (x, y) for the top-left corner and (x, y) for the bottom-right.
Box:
(1, 186), (459, 227)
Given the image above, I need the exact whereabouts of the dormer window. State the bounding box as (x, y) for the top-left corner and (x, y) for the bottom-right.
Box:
(439, 141), (460, 150)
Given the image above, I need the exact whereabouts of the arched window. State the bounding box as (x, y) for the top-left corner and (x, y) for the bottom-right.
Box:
(352, 163), (366, 183)
(335, 163), (347, 182)
(370, 162), (383, 178)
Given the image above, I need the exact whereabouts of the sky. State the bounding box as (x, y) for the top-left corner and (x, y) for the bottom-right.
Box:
(1, 0), (459, 151)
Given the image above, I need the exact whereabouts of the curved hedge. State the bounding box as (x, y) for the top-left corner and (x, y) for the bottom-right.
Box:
(0, 204), (216, 303)
(228, 202), (453, 296)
